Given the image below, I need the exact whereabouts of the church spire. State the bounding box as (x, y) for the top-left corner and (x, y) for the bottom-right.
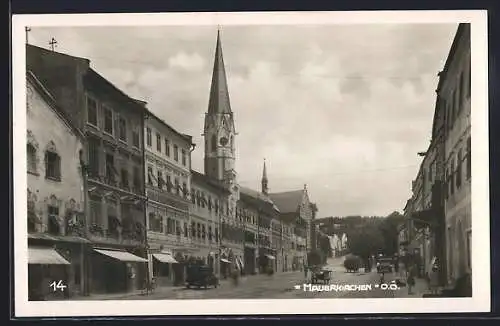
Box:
(262, 158), (269, 195)
(207, 27), (232, 115)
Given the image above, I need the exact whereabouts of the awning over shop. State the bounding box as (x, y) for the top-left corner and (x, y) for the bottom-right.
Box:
(153, 253), (178, 264)
(94, 248), (148, 263)
(28, 247), (70, 265)
(220, 258), (231, 263)
(265, 254), (276, 260)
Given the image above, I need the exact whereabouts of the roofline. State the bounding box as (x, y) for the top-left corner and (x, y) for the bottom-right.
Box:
(27, 70), (85, 141)
(87, 68), (148, 115)
(143, 107), (194, 145)
(436, 23), (467, 93)
(27, 44), (91, 65)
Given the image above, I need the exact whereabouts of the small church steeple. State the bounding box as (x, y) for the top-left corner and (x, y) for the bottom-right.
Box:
(262, 158), (269, 195)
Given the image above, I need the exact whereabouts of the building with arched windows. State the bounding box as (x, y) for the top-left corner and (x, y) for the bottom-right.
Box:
(26, 71), (87, 300)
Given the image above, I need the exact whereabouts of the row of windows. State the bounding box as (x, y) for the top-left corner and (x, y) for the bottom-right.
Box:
(27, 143), (62, 181)
(149, 216), (220, 243)
(443, 58), (471, 133)
(147, 166), (188, 198)
(445, 137), (471, 200)
(87, 96), (141, 148)
(87, 138), (142, 192)
(146, 128), (188, 167)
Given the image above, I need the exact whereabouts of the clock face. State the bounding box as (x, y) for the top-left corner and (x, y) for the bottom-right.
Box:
(219, 137), (228, 146)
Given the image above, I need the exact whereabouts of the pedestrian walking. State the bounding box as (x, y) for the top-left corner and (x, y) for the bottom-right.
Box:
(428, 260), (440, 295)
(407, 264), (416, 295)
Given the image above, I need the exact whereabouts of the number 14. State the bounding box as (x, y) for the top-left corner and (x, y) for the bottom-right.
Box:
(49, 280), (67, 292)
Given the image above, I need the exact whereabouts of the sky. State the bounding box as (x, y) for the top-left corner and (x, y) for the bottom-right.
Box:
(27, 23), (458, 218)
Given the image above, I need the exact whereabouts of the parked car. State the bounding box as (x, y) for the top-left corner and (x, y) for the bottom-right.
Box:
(186, 265), (219, 289)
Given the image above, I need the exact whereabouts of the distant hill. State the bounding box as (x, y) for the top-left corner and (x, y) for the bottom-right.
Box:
(315, 216), (385, 238)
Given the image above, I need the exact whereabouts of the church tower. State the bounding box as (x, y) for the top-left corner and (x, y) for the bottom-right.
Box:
(204, 29), (237, 186)
(261, 159), (269, 195)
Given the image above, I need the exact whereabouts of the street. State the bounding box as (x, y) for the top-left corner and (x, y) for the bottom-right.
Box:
(95, 257), (417, 300)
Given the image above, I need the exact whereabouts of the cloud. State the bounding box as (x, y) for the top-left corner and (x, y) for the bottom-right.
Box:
(28, 23), (457, 217)
(168, 52), (206, 72)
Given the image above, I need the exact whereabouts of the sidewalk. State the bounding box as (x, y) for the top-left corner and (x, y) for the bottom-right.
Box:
(393, 277), (429, 298)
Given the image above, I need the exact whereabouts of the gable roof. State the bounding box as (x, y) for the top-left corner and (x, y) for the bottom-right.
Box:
(269, 190), (304, 214)
(239, 187), (280, 213)
(27, 70), (85, 141)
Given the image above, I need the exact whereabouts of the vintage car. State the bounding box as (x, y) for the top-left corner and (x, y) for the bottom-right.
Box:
(376, 257), (393, 273)
(186, 265), (219, 289)
(311, 268), (332, 284)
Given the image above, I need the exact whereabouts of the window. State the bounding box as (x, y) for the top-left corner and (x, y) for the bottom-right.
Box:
(467, 137), (471, 179)
(27, 144), (37, 174)
(182, 182), (188, 199)
(105, 153), (115, 184)
(27, 199), (36, 232)
(147, 166), (153, 185)
(103, 107), (113, 134)
(165, 139), (170, 157)
(121, 168), (129, 189)
(174, 145), (179, 162)
(191, 222), (196, 237)
(133, 166), (141, 192)
(132, 129), (140, 148)
(175, 179), (180, 196)
(86, 96), (98, 126)
(202, 224), (206, 240)
(215, 227), (219, 242)
(182, 149), (187, 166)
(146, 128), (152, 147)
(88, 138), (100, 177)
(184, 222), (188, 238)
(45, 151), (61, 181)
(456, 149), (463, 189)
(208, 226), (213, 241)
(148, 212), (162, 232)
(157, 171), (163, 189)
(156, 133), (161, 152)
(166, 175), (172, 192)
(47, 205), (60, 235)
(191, 189), (196, 204)
(197, 223), (201, 238)
(118, 117), (127, 141)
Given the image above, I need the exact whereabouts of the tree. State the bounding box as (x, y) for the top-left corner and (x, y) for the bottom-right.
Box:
(378, 211), (405, 255)
(347, 224), (385, 259)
